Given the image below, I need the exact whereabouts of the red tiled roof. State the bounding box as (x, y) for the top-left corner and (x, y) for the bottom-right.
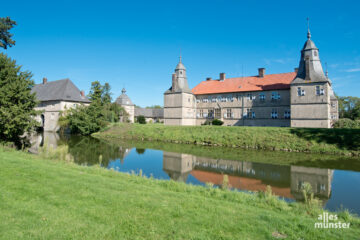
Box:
(192, 72), (297, 95)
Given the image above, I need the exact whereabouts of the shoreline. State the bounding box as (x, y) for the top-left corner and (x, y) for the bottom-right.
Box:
(93, 123), (360, 157)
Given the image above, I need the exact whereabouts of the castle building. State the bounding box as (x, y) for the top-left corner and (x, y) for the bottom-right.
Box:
(164, 28), (338, 128)
(31, 78), (91, 131)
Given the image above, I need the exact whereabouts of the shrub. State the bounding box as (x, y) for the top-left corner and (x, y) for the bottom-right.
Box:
(333, 118), (360, 129)
(212, 119), (224, 126)
(137, 115), (146, 124)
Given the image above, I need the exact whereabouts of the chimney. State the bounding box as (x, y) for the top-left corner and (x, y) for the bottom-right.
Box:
(171, 73), (177, 92)
(219, 73), (226, 81)
(43, 77), (47, 84)
(294, 68), (299, 73)
(258, 68), (265, 78)
(80, 90), (85, 97)
(206, 77), (212, 81)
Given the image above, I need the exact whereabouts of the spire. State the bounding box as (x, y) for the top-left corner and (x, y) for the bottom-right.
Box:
(307, 17), (311, 40)
(325, 62), (328, 78)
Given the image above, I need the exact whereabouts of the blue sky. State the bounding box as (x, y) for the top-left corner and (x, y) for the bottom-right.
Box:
(1, 0), (359, 107)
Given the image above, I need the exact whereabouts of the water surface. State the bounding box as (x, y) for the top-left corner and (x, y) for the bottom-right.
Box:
(31, 132), (360, 215)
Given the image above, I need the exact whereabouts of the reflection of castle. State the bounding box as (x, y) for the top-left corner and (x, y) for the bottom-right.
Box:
(29, 131), (61, 153)
(162, 151), (334, 202)
(162, 152), (194, 182)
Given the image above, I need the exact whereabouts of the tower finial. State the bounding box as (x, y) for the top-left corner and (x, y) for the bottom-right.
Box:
(179, 48), (182, 63)
(325, 62), (328, 78)
(122, 88), (126, 94)
(307, 17), (311, 40)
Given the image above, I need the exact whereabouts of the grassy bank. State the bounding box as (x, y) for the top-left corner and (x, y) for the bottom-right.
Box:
(1, 147), (360, 239)
(93, 123), (360, 156)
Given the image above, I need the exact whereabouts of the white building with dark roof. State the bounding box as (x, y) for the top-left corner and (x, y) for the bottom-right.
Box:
(31, 78), (91, 131)
(115, 88), (135, 123)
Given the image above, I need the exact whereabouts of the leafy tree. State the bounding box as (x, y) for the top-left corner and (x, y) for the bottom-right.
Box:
(338, 96), (360, 120)
(88, 81), (103, 104)
(0, 17), (16, 49)
(137, 115), (146, 124)
(0, 53), (39, 145)
(102, 83), (112, 105)
(60, 82), (127, 135)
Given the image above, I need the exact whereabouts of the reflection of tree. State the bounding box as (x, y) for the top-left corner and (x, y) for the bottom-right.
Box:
(135, 148), (146, 154)
(60, 135), (131, 166)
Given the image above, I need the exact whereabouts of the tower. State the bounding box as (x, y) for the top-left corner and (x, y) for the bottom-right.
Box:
(115, 88), (135, 123)
(164, 56), (196, 125)
(290, 21), (338, 128)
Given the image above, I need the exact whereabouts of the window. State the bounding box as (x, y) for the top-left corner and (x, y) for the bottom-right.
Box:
(196, 99), (200, 103)
(314, 50), (318, 57)
(297, 87), (305, 96)
(284, 109), (291, 119)
(208, 109), (214, 118)
(271, 91), (281, 100)
(211, 97), (216, 102)
(236, 94), (242, 101)
(271, 109), (278, 119)
(200, 109), (204, 118)
(215, 109), (221, 119)
(316, 86), (324, 95)
(202, 98), (208, 103)
(247, 93), (255, 100)
(259, 93), (265, 101)
(226, 95), (233, 102)
(226, 109), (232, 118)
(221, 96), (226, 102)
(246, 108), (255, 119)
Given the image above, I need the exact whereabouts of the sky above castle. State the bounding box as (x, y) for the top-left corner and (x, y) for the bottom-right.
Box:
(1, 0), (359, 107)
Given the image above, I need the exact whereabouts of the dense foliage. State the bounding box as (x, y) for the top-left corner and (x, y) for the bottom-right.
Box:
(0, 17), (16, 49)
(0, 53), (39, 145)
(60, 81), (127, 135)
(136, 115), (146, 124)
(333, 118), (360, 129)
(338, 96), (360, 120)
(212, 119), (224, 125)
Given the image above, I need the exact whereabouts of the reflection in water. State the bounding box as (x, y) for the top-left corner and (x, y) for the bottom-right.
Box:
(162, 152), (334, 204)
(29, 133), (359, 214)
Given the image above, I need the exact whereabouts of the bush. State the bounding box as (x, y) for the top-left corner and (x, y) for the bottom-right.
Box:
(137, 115), (146, 124)
(333, 118), (360, 129)
(212, 119), (224, 126)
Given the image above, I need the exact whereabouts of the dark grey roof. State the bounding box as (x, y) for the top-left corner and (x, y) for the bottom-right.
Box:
(115, 88), (134, 106)
(291, 34), (330, 85)
(31, 78), (91, 103)
(135, 108), (164, 118)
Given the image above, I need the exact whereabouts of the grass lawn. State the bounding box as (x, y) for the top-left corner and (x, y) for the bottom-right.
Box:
(93, 123), (360, 156)
(1, 147), (360, 239)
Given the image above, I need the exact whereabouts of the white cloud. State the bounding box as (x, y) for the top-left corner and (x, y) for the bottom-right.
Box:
(344, 68), (360, 73)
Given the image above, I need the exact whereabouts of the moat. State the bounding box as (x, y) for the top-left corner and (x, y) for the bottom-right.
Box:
(31, 132), (360, 215)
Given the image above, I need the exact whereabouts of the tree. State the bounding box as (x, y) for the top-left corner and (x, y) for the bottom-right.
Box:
(102, 83), (112, 105)
(60, 82), (126, 135)
(338, 96), (360, 120)
(145, 105), (162, 109)
(88, 81), (103, 104)
(137, 115), (146, 124)
(0, 17), (16, 49)
(0, 53), (39, 145)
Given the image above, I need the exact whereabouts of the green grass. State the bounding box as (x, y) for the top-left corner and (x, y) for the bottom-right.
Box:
(1, 147), (360, 239)
(93, 123), (360, 157)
